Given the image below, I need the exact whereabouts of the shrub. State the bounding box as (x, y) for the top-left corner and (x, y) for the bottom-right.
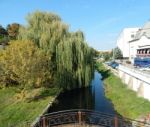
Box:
(0, 40), (52, 88)
(126, 60), (131, 64)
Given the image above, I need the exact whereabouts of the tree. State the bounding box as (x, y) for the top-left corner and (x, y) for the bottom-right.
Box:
(103, 53), (111, 61)
(93, 49), (100, 58)
(113, 47), (123, 59)
(18, 11), (94, 90)
(0, 40), (52, 88)
(98, 51), (112, 61)
(7, 23), (20, 40)
(0, 25), (8, 45)
(0, 25), (8, 35)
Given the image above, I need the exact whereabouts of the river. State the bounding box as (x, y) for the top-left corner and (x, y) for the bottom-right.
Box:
(48, 71), (115, 115)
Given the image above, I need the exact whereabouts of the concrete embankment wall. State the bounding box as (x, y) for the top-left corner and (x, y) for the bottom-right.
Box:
(118, 65), (150, 101)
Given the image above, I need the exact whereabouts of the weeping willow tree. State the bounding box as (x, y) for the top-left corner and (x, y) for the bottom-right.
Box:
(18, 11), (94, 90)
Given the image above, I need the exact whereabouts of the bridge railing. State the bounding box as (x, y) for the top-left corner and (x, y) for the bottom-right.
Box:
(34, 109), (150, 127)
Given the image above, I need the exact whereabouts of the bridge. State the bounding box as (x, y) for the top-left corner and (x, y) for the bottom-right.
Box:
(34, 109), (150, 127)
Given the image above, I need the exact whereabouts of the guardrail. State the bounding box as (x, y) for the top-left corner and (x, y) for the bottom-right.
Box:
(34, 109), (150, 127)
(118, 65), (150, 85)
(119, 64), (150, 78)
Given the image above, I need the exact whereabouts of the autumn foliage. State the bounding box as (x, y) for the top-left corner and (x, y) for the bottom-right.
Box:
(0, 40), (52, 88)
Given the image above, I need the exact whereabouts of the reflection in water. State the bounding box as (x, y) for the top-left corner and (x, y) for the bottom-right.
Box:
(48, 71), (115, 114)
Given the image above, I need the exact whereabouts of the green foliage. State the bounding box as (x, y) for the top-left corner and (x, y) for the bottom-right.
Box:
(93, 49), (100, 58)
(0, 40), (52, 88)
(0, 25), (8, 35)
(18, 11), (67, 51)
(113, 47), (123, 59)
(0, 25), (8, 45)
(18, 11), (94, 90)
(103, 53), (111, 61)
(55, 32), (94, 89)
(0, 36), (9, 45)
(98, 51), (112, 61)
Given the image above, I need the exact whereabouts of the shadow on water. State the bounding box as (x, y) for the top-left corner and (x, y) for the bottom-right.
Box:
(48, 71), (116, 115)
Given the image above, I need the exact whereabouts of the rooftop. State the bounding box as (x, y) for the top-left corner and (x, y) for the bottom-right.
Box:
(131, 21), (150, 42)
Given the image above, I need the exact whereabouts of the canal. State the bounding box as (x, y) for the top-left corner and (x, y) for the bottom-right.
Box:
(48, 71), (115, 115)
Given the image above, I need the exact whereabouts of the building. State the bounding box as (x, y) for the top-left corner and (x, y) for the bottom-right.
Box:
(129, 21), (150, 63)
(117, 28), (139, 59)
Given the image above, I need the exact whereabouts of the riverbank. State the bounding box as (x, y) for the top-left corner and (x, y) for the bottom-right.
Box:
(96, 62), (150, 119)
(0, 87), (60, 127)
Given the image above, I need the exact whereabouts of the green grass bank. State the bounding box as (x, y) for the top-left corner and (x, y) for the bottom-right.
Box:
(96, 62), (150, 119)
(0, 87), (60, 127)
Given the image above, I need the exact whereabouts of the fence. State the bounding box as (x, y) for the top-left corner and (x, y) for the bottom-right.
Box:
(34, 109), (150, 127)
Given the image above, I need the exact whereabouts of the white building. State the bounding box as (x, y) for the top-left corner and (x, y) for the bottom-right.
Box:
(117, 28), (139, 58)
(129, 21), (150, 63)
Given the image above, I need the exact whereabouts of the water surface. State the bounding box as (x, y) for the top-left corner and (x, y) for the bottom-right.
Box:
(48, 71), (115, 114)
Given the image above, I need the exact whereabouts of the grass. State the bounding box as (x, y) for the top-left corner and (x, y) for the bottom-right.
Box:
(96, 62), (150, 119)
(0, 86), (60, 127)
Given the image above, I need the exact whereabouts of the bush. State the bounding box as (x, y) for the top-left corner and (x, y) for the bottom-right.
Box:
(0, 40), (52, 88)
(126, 60), (131, 64)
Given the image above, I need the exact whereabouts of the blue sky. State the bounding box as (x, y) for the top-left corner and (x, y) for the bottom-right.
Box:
(0, 0), (150, 50)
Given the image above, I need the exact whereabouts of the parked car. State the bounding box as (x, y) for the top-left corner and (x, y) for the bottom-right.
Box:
(105, 61), (119, 69)
(110, 62), (119, 69)
(107, 61), (115, 66)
